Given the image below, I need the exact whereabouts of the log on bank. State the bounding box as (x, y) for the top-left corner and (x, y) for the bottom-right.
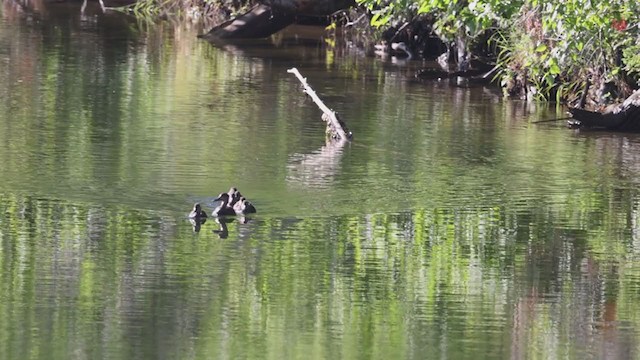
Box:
(199, 0), (354, 40)
(568, 89), (640, 132)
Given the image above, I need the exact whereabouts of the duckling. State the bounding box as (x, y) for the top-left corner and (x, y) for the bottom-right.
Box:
(188, 203), (208, 219)
(211, 193), (236, 217)
(233, 196), (257, 214)
(227, 187), (242, 208)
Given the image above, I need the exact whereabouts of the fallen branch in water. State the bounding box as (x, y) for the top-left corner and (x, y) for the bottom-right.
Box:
(532, 116), (573, 124)
(287, 67), (352, 141)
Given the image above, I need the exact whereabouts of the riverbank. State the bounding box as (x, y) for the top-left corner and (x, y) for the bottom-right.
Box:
(190, 0), (640, 108)
(355, 1), (639, 108)
(8, 0), (639, 109)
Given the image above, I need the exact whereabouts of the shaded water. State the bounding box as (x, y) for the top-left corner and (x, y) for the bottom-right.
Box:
(2, 3), (640, 359)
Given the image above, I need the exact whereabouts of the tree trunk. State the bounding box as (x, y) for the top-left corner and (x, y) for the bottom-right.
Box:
(455, 29), (469, 71)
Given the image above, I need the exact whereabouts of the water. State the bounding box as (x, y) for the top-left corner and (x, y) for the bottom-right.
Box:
(2, 2), (640, 359)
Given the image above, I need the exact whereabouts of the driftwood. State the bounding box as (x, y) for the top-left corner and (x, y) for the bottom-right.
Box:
(287, 67), (352, 141)
(198, 0), (354, 40)
(568, 89), (640, 131)
(198, 4), (294, 40)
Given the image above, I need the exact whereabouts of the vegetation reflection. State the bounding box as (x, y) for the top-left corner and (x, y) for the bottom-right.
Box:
(1, 191), (639, 358)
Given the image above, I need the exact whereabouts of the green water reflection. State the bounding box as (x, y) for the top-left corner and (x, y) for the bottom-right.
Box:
(2, 2), (640, 359)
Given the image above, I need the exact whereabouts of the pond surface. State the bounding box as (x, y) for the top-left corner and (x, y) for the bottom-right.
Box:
(2, 2), (640, 359)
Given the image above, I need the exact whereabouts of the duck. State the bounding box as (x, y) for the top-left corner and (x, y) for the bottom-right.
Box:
(233, 196), (257, 214)
(227, 187), (242, 208)
(211, 193), (237, 217)
(188, 203), (208, 219)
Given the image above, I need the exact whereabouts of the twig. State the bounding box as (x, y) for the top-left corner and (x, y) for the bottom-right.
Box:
(287, 68), (349, 141)
(389, 22), (410, 42)
(345, 13), (366, 28)
(532, 116), (573, 124)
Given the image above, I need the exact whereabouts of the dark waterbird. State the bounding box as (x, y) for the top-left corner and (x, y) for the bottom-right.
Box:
(233, 196), (257, 214)
(188, 203), (208, 219)
(227, 187), (242, 208)
(211, 193), (237, 217)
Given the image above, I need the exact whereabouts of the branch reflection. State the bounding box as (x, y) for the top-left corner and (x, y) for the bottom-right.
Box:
(286, 138), (347, 188)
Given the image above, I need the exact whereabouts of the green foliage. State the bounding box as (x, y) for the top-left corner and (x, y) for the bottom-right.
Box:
(520, 0), (638, 99)
(357, 0), (640, 101)
(358, 0), (522, 42)
(358, 0), (418, 27)
(622, 44), (640, 83)
(117, 0), (253, 22)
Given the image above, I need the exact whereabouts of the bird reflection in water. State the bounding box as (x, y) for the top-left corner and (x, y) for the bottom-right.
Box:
(189, 217), (207, 233)
(212, 217), (235, 239)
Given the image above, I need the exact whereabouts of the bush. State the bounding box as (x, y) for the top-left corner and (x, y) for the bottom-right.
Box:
(357, 0), (640, 102)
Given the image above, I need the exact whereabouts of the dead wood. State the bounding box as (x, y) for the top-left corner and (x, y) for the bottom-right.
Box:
(287, 67), (352, 141)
